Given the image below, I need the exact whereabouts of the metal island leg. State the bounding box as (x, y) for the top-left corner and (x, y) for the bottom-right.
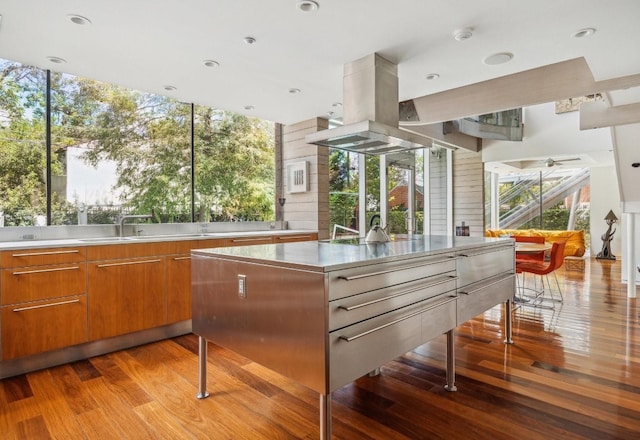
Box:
(196, 335), (210, 399)
(444, 329), (457, 392)
(504, 299), (514, 344)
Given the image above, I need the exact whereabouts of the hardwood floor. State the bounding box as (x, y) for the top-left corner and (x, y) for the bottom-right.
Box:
(1, 258), (639, 439)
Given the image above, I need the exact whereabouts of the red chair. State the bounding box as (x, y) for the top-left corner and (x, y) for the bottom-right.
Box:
(516, 241), (566, 307)
(514, 235), (546, 264)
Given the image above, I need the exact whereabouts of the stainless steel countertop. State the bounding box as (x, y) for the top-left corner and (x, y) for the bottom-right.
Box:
(192, 234), (514, 272)
(0, 229), (315, 251)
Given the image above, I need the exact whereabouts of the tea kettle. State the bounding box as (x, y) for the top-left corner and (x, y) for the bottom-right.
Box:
(365, 214), (390, 243)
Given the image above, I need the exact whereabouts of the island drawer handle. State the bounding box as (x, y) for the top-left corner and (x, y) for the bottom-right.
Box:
(12, 249), (80, 257)
(458, 273), (515, 295)
(338, 276), (457, 311)
(96, 259), (162, 268)
(12, 266), (80, 276)
(13, 299), (80, 312)
(339, 297), (456, 342)
(172, 256), (191, 261)
(458, 246), (513, 258)
(337, 260), (453, 281)
(230, 237), (272, 243)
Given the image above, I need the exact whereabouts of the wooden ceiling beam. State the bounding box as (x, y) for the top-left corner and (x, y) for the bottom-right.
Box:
(409, 57), (640, 124)
(580, 101), (640, 130)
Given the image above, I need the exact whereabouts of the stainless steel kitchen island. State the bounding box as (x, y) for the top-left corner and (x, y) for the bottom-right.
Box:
(191, 235), (515, 439)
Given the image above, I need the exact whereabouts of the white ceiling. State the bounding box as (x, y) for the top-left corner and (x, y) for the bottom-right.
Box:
(2, 0), (640, 205)
(1, 0), (639, 125)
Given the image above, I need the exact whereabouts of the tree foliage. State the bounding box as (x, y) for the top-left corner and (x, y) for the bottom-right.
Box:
(0, 59), (275, 225)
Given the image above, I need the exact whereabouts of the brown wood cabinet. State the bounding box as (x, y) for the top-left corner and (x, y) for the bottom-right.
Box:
(0, 247), (88, 360)
(87, 255), (166, 341)
(0, 232), (318, 363)
(1, 295), (87, 359)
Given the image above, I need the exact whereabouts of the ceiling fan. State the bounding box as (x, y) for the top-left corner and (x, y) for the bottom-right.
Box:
(543, 157), (580, 168)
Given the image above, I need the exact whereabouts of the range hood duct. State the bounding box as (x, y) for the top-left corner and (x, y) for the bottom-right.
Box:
(306, 53), (443, 155)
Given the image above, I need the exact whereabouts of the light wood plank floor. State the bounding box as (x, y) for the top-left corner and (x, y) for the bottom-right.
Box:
(1, 258), (639, 439)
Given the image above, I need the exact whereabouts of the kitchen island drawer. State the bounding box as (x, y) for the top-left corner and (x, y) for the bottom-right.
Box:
(329, 253), (455, 300)
(329, 302), (423, 391)
(329, 273), (456, 331)
(421, 296), (457, 343)
(456, 244), (514, 288)
(1, 263), (86, 305)
(457, 273), (515, 323)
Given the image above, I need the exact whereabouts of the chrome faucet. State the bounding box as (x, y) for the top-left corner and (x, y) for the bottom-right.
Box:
(118, 213), (153, 238)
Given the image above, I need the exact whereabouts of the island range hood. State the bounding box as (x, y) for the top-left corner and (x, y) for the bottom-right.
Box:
(305, 53), (438, 155)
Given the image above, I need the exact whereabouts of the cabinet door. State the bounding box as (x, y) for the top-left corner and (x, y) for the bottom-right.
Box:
(88, 257), (166, 341)
(1, 295), (88, 360)
(167, 254), (191, 323)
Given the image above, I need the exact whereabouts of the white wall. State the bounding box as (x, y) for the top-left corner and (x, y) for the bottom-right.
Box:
(589, 166), (622, 258)
(621, 214), (640, 286)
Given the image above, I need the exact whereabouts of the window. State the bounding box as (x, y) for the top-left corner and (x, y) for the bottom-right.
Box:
(0, 57), (275, 227)
(0, 60), (47, 226)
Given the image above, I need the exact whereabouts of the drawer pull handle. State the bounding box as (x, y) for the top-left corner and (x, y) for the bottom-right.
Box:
(13, 299), (80, 312)
(339, 297), (456, 342)
(338, 277), (457, 311)
(97, 259), (162, 268)
(12, 250), (80, 257)
(458, 246), (512, 258)
(276, 235), (313, 240)
(12, 266), (80, 275)
(337, 260), (453, 281)
(458, 274), (515, 296)
(172, 256), (191, 261)
(230, 237), (271, 243)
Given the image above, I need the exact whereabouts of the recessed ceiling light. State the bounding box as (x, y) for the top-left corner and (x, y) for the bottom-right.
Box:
(288, 88), (301, 94)
(203, 59), (220, 68)
(164, 85), (177, 91)
(483, 52), (514, 65)
(297, 1), (319, 12)
(331, 102), (342, 107)
(425, 73), (440, 80)
(67, 14), (91, 25)
(244, 105), (254, 111)
(453, 27), (473, 41)
(326, 111), (334, 117)
(572, 28), (596, 38)
(244, 36), (256, 45)
(47, 56), (66, 64)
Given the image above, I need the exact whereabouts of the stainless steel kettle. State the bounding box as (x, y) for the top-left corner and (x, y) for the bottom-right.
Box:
(365, 214), (390, 243)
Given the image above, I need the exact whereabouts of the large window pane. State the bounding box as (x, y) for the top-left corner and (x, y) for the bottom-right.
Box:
(50, 73), (191, 224)
(0, 59), (47, 226)
(193, 106), (275, 222)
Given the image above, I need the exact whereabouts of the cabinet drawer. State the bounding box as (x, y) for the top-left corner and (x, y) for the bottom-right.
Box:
(329, 302), (423, 391)
(421, 295), (457, 343)
(330, 273), (456, 331)
(457, 274), (515, 323)
(457, 245), (514, 288)
(329, 254), (456, 300)
(1, 247), (86, 268)
(1, 264), (86, 305)
(1, 294), (88, 360)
